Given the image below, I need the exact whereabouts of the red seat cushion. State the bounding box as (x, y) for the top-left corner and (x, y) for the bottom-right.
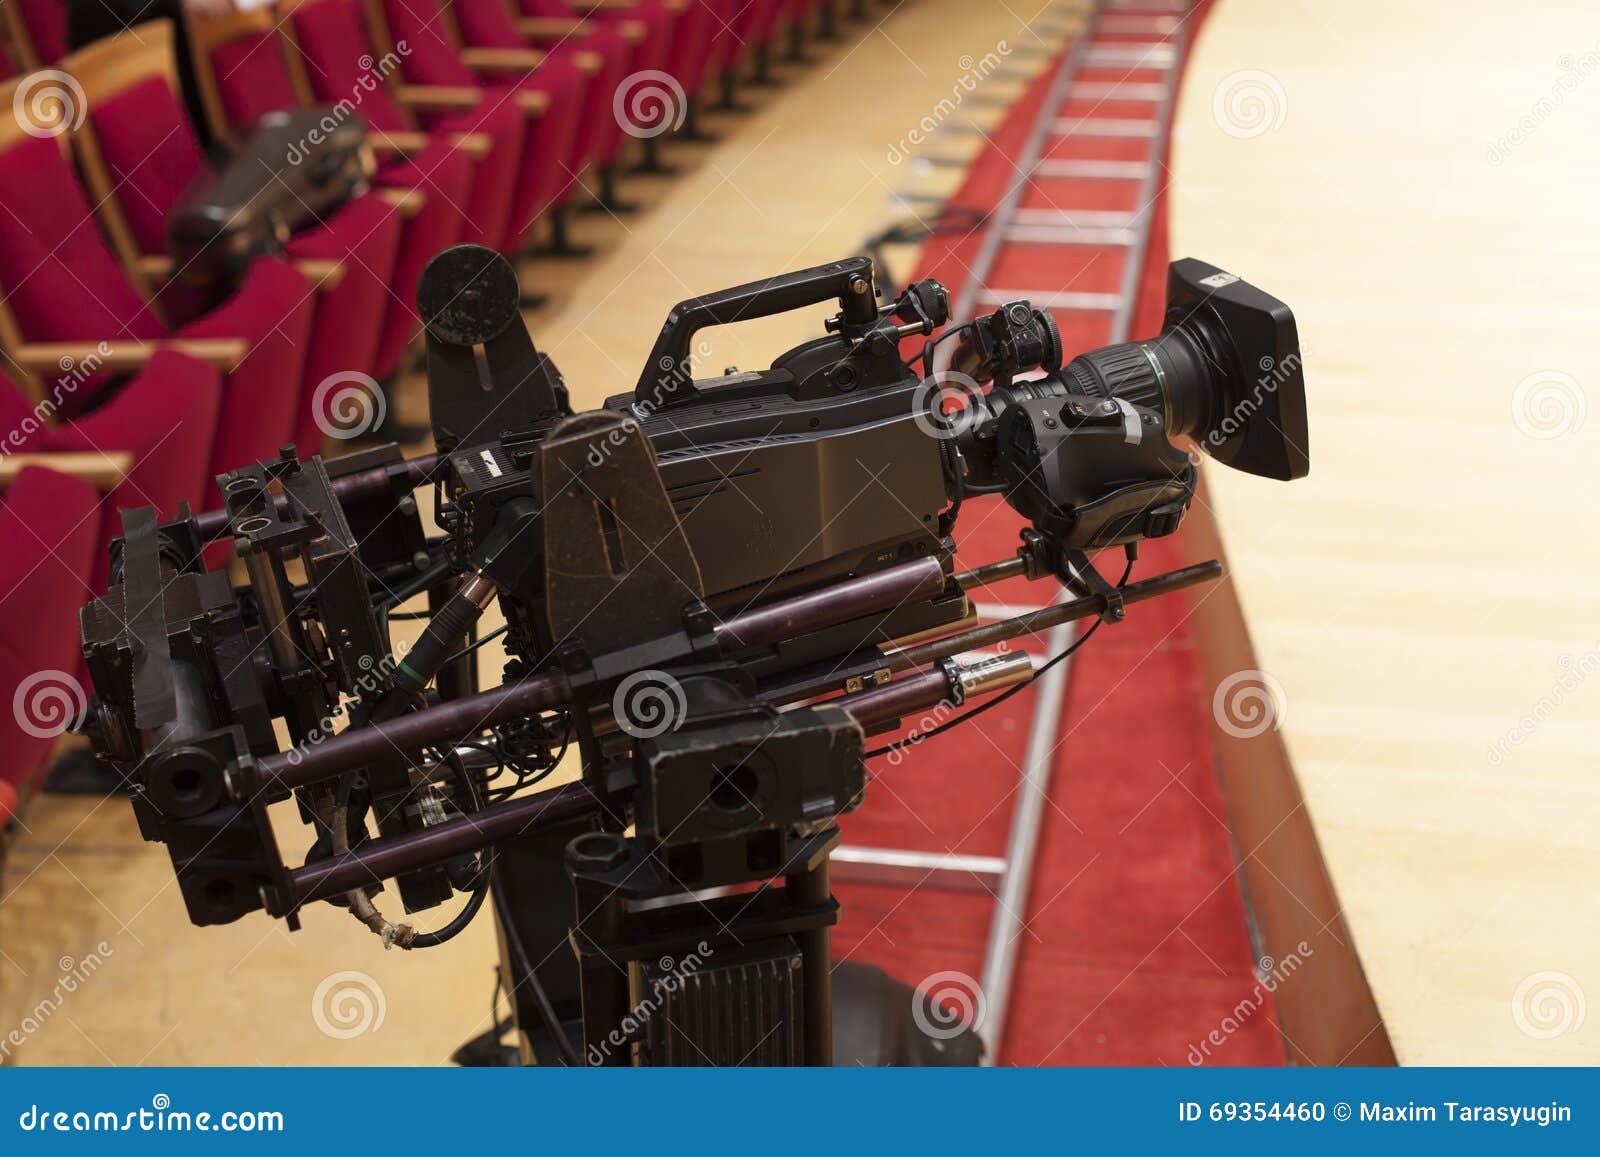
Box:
(23, 351), (224, 593)
(0, 464), (101, 797)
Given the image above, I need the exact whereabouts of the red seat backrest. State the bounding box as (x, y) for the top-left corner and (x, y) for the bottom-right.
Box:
(449, 0), (525, 50)
(284, 0), (412, 134)
(87, 75), (209, 255)
(206, 28), (309, 135)
(0, 135), (168, 370)
(377, 0), (476, 87)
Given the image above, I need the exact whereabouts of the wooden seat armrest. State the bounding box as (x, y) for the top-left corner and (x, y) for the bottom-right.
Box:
(393, 85), (485, 111)
(292, 258), (348, 290)
(137, 253), (346, 291)
(572, 50), (604, 75)
(375, 186), (427, 217)
(460, 47), (546, 71)
(515, 89), (551, 115)
(12, 340), (247, 374)
(370, 130), (433, 154)
(445, 131), (494, 159)
(515, 17), (591, 38)
(0, 451), (133, 491)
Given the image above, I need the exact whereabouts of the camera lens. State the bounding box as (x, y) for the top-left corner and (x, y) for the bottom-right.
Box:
(1060, 260), (1309, 481)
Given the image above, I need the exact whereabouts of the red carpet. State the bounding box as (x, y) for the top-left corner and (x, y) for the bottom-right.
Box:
(833, 5), (1284, 1067)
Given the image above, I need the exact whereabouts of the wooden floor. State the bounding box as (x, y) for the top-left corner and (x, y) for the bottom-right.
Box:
(0, 0), (1075, 1066)
(1173, 0), (1600, 1063)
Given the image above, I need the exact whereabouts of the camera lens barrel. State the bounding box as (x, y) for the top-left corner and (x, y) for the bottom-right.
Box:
(1061, 327), (1215, 441)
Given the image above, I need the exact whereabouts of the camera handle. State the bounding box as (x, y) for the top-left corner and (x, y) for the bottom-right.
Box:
(633, 256), (879, 411)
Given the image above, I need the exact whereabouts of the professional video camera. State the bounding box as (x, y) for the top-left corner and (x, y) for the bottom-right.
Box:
(73, 245), (1307, 1066)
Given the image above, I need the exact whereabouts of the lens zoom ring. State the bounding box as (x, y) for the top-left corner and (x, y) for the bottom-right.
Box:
(1066, 343), (1163, 414)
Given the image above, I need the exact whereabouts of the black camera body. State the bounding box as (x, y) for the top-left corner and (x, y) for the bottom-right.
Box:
(73, 244), (1307, 1067)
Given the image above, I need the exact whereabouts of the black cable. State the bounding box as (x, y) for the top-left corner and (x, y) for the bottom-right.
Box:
(439, 624), (508, 670)
(378, 557), (452, 611)
(407, 748), (491, 949)
(863, 555), (1136, 759)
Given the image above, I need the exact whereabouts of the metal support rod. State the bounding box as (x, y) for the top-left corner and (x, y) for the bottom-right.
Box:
(285, 654), (1036, 906)
(288, 781), (599, 906)
(759, 561), (1220, 706)
(255, 556), (949, 791)
(977, 601), (1076, 1061)
(953, 556), (1029, 588)
(195, 452), (440, 539)
(894, 562), (1220, 670)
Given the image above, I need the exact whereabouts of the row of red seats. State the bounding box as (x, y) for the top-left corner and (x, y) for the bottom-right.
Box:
(0, 0), (894, 831)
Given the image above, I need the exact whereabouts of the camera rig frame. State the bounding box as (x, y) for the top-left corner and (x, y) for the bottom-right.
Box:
(75, 245), (1306, 1066)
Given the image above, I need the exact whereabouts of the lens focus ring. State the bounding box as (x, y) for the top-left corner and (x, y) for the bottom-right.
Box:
(1064, 342), (1165, 418)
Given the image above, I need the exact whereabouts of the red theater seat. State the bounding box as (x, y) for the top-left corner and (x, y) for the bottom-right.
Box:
(0, 83), (313, 492)
(279, 0), (523, 259)
(0, 463), (102, 815)
(496, 0), (639, 179)
(2, 0), (70, 67)
(367, 0), (586, 252)
(60, 24), (403, 459)
(0, 357), (221, 594)
(185, 5), (471, 378)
